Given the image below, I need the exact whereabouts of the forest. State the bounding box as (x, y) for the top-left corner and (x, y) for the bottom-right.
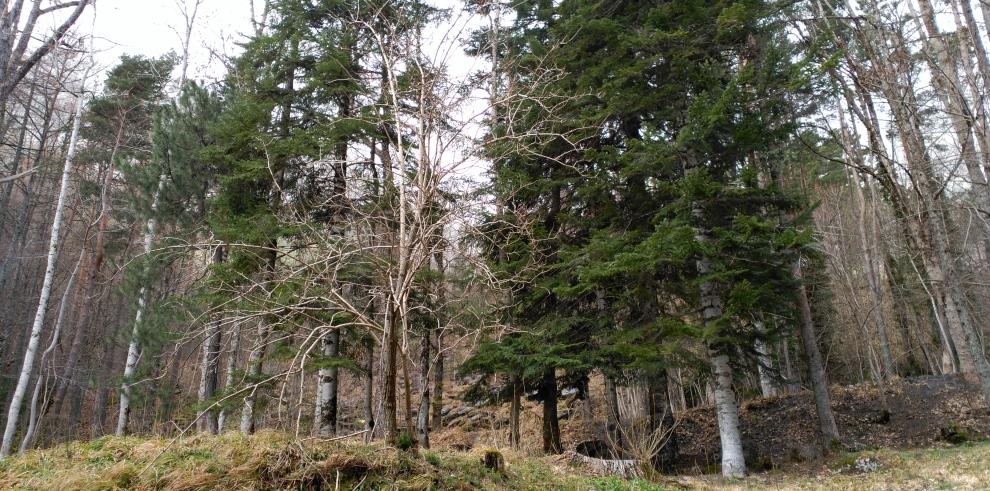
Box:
(3, 0), (990, 488)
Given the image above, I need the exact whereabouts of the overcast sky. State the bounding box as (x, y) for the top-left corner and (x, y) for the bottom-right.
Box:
(91, 0), (256, 84)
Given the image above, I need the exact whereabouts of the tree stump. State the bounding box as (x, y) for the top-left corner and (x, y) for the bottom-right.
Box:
(481, 448), (505, 473)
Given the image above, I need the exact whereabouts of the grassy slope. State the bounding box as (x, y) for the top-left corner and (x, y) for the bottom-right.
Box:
(0, 431), (661, 490)
(682, 442), (990, 490)
(1, 432), (989, 490)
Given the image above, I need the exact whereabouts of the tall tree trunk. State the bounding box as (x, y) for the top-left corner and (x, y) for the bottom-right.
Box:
(431, 330), (443, 430)
(116, 174), (166, 437)
(239, 246), (278, 434)
(695, 215), (745, 477)
(0, 71), (85, 456)
(381, 300), (399, 445)
(849, 168), (896, 380)
(648, 371), (678, 473)
(794, 261), (841, 448)
(364, 337), (375, 442)
(604, 374), (621, 451)
(417, 328), (431, 448)
(401, 348), (414, 440)
(753, 328), (778, 397)
(216, 319), (241, 432)
(19, 250), (81, 452)
(316, 327), (340, 437)
(197, 245), (225, 434)
(509, 372), (521, 449)
(541, 366), (562, 454)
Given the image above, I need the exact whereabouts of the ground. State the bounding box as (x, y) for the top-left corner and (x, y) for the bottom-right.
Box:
(4, 376), (990, 489)
(675, 375), (990, 470)
(681, 442), (990, 490)
(2, 431), (990, 489)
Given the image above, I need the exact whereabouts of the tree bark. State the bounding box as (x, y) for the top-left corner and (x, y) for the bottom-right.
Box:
(216, 319), (241, 432)
(753, 328), (778, 397)
(19, 250), (81, 452)
(364, 337), (375, 441)
(0, 71), (85, 456)
(509, 372), (521, 449)
(648, 371), (678, 473)
(417, 328), (431, 448)
(197, 245), (225, 434)
(794, 261), (841, 448)
(381, 300), (399, 445)
(116, 174), (166, 437)
(316, 327), (340, 437)
(431, 330), (443, 430)
(541, 366), (562, 454)
(695, 214), (745, 477)
(604, 374), (621, 450)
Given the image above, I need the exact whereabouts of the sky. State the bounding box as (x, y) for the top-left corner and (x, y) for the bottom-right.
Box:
(91, 0), (257, 84)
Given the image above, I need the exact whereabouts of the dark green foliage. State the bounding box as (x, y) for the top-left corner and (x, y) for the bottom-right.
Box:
(466, 0), (818, 450)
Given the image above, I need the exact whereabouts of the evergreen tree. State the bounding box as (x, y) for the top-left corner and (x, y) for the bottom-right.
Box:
(475, 0), (815, 475)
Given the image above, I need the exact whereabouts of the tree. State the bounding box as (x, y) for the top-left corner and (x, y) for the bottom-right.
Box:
(0, 36), (91, 456)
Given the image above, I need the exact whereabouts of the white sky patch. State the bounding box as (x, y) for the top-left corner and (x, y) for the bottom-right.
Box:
(89, 0), (257, 85)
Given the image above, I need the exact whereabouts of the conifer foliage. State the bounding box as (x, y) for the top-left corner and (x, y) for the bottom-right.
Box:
(7, 0), (990, 484)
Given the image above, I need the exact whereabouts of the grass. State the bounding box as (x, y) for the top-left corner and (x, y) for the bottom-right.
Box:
(680, 441), (990, 490)
(0, 431), (667, 490)
(3, 432), (989, 490)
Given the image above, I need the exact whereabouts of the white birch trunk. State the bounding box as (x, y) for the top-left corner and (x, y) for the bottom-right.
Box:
(695, 218), (745, 477)
(216, 320), (241, 432)
(115, 174), (166, 437)
(240, 318), (270, 434)
(20, 251), (82, 452)
(711, 352), (745, 477)
(316, 328), (339, 437)
(0, 73), (87, 457)
(754, 335), (777, 398)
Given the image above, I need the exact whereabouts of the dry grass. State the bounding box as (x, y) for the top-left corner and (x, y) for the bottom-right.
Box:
(0, 431), (664, 490)
(4, 430), (988, 490)
(679, 441), (990, 490)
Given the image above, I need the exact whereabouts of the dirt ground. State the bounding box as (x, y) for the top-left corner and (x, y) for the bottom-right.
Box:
(428, 374), (990, 474)
(660, 375), (990, 471)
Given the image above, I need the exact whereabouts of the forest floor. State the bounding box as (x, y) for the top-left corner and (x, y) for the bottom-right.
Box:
(3, 375), (990, 489)
(0, 431), (989, 489)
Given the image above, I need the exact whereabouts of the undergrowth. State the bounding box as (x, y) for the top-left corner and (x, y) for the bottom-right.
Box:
(0, 431), (667, 490)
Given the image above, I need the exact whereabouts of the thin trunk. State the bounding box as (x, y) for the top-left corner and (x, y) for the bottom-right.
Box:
(850, 168), (896, 380)
(20, 250), (81, 452)
(216, 320), (241, 432)
(754, 327), (778, 397)
(541, 366), (562, 454)
(316, 327), (340, 437)
(695, 212), (745, 477)
(794, 261), (840, 448)
(239, 319), (268, 434)
(401, 347), (414, 439)
(431, 330), (443, 430)
(239, 246), (278, 434)
(648, 371), (678, 473)
(604, 375), (621, 450)
(382, 300), (399, 444)
(417, 328), (431, 448)
(116, 174), (166, 437)
(509, 372), (521, 449)
(364, 337), (374, 441)
(0, 80), (35, 217)
(197, 245), (225, 434)
(0, 71), (85, 456)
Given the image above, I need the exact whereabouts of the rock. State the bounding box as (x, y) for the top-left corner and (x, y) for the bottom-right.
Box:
(853, 456), (880, 473)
